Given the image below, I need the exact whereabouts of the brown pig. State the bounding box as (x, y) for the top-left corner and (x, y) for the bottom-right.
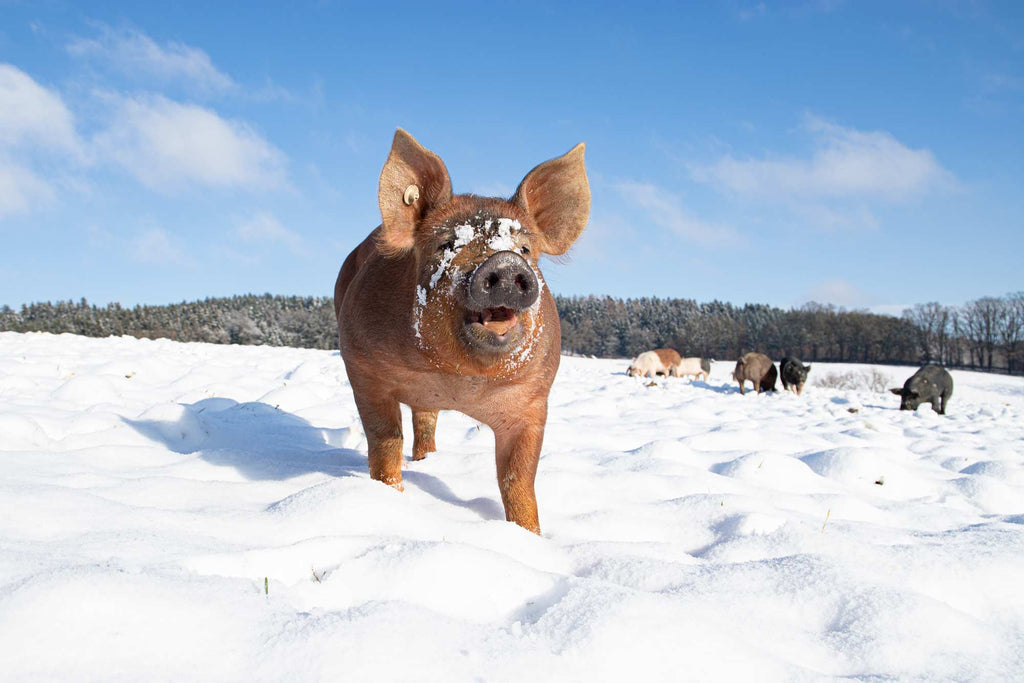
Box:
(733, 352), (777, 395)
(627, 348), (681, 378)
(334, 130), (590, 534)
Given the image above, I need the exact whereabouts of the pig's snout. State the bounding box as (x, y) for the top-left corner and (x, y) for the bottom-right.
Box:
(468, 251), (539, 312)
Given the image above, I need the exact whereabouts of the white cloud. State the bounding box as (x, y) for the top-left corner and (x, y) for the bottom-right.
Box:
(67, 25), (236, 94)
(130, 227), (190, 265)
(803, 278), (872, 309)
(615, 181), (744, 247)
(235, 212), (304, 255)
(690, 115), (953, 202)
(0, 65), (84, 219)
(95, 94), (287, 192)
(0, 63), (81, 155)
(790, 202), (881, 232)
(738, 3), (767, 21)
(0, 160), (56, 219)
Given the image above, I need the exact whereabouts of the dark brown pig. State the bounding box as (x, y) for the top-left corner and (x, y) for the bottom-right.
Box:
(733, 352), (776, 395)
(780, 357), (811, 395)
(334, 130), (590, 534)
(890, 364), (953, 414)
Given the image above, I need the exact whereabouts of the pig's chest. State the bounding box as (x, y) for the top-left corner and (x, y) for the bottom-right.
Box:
(389, 366), (524, 412)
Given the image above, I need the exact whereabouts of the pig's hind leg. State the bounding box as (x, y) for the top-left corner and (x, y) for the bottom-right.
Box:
(411, 408), (439, 461)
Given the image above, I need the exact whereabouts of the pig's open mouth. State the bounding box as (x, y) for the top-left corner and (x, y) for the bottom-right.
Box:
(469, 307), (519, 337)
(460, 306), (524, 352)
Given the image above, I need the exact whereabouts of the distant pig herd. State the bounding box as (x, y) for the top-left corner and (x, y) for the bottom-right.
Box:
(629, 348), (954, 415)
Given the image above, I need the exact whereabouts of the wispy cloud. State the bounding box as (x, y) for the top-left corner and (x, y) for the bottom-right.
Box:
(67, 24), (236, 95)
(790, 202), (880, 232)
(738, 3), (767, 21)
(0, 64), (83, 218)
(615, 181), (744, 247)
(689, 115), (954, 233)
(235, 212), (305, 255)
(803, 277), (871, 309)
(94, 93), (287, 193)
(0, 161), (56, 219)
(737, 0), (844, 21)
(130, 226), (191, 266)
(691, 115), (952, 202)
(0, 64), (81, 154)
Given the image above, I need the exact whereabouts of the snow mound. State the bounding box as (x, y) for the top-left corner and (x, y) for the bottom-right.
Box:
(1, 335), (1023, 681)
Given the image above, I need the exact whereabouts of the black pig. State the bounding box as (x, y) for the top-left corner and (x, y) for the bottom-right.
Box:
(780, 357), (811, 395)
(890, 365), (953, 414)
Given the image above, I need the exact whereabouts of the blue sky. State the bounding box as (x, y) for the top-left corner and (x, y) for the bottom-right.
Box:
(1, 1), (1021, 313)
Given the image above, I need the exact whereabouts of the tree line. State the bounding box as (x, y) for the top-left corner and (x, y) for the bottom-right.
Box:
(2, 291), (1022, 374)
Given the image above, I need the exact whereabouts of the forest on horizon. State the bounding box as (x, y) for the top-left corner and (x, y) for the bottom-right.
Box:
(2, 292), (1022, 375)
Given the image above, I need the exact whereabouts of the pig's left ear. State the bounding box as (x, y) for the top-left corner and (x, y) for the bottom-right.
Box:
(378, 129), (453, 254)
(512, 143), (590, 256)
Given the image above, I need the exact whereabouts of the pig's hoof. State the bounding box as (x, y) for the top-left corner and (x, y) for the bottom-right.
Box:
(378, 475), (404, 492)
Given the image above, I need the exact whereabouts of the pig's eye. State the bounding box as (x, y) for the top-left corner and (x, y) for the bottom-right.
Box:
(437, 241), (455, 253)
(521, 245), (531, 256)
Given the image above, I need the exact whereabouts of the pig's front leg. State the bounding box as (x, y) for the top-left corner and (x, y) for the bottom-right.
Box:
(352, 384), (405, 490)
(492, 409), (546, 535)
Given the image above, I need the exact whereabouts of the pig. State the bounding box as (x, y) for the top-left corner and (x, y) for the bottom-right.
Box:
(654, 348), (682, 375)
(334, 129), (590, 534)
(628, 348), (681, 378)
(675, 357), (711, 382)
(890, 364), (953, 414)
(733, 352), (776, 395)
(779, 357), (811, 395)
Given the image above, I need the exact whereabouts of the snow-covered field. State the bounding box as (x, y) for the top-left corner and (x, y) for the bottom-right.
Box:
(1, 332), (1022, 681)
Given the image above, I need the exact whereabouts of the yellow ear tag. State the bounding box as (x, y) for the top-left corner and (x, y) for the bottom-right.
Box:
(403, 185), (420, 205)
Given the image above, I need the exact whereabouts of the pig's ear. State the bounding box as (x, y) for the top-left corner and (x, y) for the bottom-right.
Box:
(378, 129), (452, 254)
(513, 143), (590, 256)
(889, 388), (904, 396)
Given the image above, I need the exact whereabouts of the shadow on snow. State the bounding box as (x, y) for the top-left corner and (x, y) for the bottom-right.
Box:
(123, 398), (506, 523)
(123, 397), (364, 481)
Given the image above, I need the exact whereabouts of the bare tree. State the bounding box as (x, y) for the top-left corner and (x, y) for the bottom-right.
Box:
(902, 302), (952, 364)
(999, 292), (1024, 374)
(961, 297), (1003, 370)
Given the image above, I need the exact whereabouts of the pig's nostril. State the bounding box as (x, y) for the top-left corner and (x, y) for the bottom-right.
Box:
(468, 251), (540, 312)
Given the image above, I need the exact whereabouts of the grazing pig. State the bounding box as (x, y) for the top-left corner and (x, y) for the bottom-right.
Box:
(675, 357), (711, 382)
(334, 129), (590, 534)
(779, 357), (811, 395)
(627, 349), (677, 378)
(653, 348), (682, 375)
(733, 352), (776, 395)
(890, 365), (953, 414)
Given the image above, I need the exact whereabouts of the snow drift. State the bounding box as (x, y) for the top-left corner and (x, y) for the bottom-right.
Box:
(1, 332), (1022, 680)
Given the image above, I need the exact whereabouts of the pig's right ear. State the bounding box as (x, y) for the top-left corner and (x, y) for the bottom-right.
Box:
(513, 143), (590, 256)
(377, 129), (452, 254)
(889, 388), (904, 396)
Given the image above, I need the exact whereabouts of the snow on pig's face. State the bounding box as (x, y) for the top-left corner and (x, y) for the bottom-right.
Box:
(375, 130), (590, 374)
(413, 208), (544, 364)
